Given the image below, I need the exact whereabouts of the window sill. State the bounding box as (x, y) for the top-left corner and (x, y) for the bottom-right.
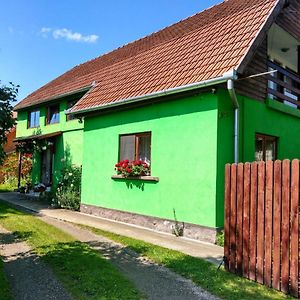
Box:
(111, 175), (159, 182)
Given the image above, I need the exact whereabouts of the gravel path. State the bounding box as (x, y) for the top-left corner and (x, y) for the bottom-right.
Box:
(40, 215), (219, 300)
(0, 226), (73, 300)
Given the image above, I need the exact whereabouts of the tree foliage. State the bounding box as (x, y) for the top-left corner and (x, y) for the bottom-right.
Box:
(0, 82), (19, 164)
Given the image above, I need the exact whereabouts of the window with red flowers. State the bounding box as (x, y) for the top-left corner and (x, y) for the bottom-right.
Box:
(119, 132), (151, 165)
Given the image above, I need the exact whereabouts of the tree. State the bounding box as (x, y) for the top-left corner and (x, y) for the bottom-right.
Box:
(0, 82), (19, 164)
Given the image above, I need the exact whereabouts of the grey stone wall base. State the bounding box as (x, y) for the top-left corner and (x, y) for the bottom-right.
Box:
(80, 204), (219, 244)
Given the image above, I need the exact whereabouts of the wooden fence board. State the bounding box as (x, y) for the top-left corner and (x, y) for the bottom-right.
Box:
(236, 163), (244, 276)
(249, 162), (258, 281)
(224, 164), (231, 271)
(290, 159), (299, 297)
(242, 163), (250, 278)
(264, 160), (273, 287)
(273, 160), (282, 291)
(256, 161), (265, 284)
(281, 160), (290, 294)
(224, 160), (299, 298)
(229, 164), (237, 273)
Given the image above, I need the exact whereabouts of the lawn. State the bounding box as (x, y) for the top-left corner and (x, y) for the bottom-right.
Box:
(0, 184), (15, 193)
(0, 257), (12, 300)
(81, 225), (292, 300)
(0, 202), (142, 300)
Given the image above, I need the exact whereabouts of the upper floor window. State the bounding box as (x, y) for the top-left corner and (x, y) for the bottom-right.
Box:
(119, 132), (151, 164)
(46, 104), (60, 125)
(28, 110), (40, 128)
(255, 134), (277, 161)
(66, 100), (78, 121)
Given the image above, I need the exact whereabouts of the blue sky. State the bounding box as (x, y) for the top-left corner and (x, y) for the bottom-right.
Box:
(0, 0), (221, 102)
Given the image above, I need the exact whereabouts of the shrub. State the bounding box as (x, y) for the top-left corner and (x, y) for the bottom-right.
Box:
(52, 165), (81, 211)
(39, 190), (55, 204)
(0, 152), (32, 183)
(216, 230), (224, 247)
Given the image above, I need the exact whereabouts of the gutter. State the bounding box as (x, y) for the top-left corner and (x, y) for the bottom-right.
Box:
(68, 69), (240, 163)
(67, 69), (238, 116)
(227, 79), (239, 163)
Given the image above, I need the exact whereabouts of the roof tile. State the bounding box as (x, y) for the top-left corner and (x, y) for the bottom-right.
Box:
(15, 0), (278, 112)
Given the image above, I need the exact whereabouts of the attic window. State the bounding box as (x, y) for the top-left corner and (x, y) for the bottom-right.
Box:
(46, 104), (60, 125)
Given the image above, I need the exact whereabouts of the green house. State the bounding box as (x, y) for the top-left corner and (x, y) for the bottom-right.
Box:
(14, 0), (300, 242)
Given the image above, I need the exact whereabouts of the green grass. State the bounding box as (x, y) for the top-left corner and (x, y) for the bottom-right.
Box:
(81, 225), (292, 300)
(0, 202), (142, 300)
(0, 257), (12, 300)
(0, 184), (15, 193)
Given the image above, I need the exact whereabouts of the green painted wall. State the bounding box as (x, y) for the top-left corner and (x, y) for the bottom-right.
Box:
(16, 98), (84, 185)
(16, 100), (83, 138)
(82, 93), (220, 228)
(215, 90), (300, 227)
(216, 89), (235, 227)
(242, 97), (300, 161)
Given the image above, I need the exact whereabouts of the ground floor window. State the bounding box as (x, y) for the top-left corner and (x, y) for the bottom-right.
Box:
(255, 133), (277, 161)
(119, 132), (151, 164)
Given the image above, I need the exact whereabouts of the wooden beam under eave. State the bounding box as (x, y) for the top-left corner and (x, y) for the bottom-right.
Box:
(237, 0), (287, 75)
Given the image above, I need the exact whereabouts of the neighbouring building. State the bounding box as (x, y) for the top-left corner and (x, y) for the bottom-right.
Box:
(14, 0), (300, 242)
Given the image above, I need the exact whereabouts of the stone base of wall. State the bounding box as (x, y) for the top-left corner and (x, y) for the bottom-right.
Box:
(80, 204), (220, 244)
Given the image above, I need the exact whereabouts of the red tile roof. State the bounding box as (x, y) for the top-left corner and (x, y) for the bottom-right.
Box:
(15, 0), (279, 113)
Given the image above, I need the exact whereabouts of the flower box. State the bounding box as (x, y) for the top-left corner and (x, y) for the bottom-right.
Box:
(115, 159), (150, 177)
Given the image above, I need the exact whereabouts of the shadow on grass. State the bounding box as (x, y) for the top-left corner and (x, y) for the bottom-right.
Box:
(156, 253), (291, 300)
(0, 231), (33, 244)
(85, 228), (291, 300)
(36, 241), (141, 300)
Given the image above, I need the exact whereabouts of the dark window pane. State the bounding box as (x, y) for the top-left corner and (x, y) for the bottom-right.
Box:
(47, 105), (60, 124)
(120, 135), (135, 161)
(255, 137), (264, 161)
(255, 134), (277, 161)
(265, 139), (276, 161)
(138, 135), (151, 164)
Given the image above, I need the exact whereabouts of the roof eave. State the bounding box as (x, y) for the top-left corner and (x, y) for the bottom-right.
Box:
(68, 69), (238, 116)
(14, 85), (92, 111)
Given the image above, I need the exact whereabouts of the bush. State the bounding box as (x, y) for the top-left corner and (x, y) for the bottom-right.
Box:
(52, 165), (81, 211)
(216, 230), (224, 247)
(39, 190), (55, 204)
(0, 175), (30, 192)
(0, 152), (32, 183)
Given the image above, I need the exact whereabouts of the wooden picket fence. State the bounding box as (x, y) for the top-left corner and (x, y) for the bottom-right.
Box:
(224, 159), (299, 298)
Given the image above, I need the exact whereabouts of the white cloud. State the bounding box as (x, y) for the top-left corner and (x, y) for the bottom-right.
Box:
(40, 27), (52, 38)
(39, 27), (98, 43)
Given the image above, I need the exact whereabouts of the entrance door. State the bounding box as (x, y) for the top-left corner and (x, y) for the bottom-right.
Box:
(41, 148), (53, 186)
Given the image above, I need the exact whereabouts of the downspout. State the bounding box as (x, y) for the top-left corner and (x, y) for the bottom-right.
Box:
(227, 79), (239, 163)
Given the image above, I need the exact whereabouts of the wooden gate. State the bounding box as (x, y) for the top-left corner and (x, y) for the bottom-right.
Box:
(224, 159), (299, 297)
